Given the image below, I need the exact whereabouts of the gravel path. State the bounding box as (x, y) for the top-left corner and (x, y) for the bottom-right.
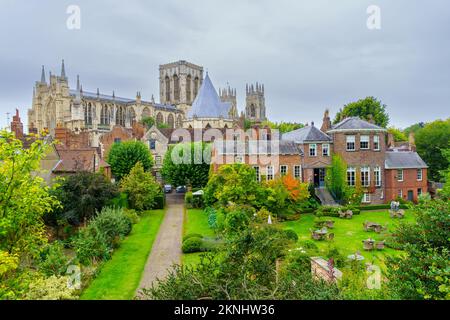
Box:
(136, 193), (184, 298)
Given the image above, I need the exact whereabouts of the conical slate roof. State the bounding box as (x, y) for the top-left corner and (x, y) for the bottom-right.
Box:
(187, 73), (232, 119)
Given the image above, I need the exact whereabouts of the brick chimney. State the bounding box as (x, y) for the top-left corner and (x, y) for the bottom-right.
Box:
(11, 108), (24, 138)
(408, 132), (416, 151)
(320, 109), (332, 132)
(387, 132), (395, 149)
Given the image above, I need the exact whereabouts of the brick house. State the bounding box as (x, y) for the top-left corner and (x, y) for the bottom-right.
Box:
(385, 151), (428, 202)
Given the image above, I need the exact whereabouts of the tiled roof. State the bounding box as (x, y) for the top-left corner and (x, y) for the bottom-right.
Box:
(282, 125), (331, 143)
(329, 117), (386, 132)
(385, 151), (428, 169)
(187, 73), (232, 119)
(53, 147), (109, 172)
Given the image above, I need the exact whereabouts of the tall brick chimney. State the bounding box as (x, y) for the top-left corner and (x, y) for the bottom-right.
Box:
(387, 132), (395, 149)
(11, 108), (24, 138)
(320, 109), (332, 132)
(408, 132), (416, 151)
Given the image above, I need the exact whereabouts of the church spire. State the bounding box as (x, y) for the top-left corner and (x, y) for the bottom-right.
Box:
(40, 65), (46, 83)
(61, 59), (66, 78)
(76, 75), (80, 91)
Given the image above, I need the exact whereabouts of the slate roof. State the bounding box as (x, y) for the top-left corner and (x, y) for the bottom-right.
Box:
(69, 90), (179, 111)
(328, 117), (386, 132)
(216, 140), (303, 156)
(186, 73), (232, 119)
(385, 151), (428, 169)
(282, 125), (332, 143)
(53, 146), (110, 173)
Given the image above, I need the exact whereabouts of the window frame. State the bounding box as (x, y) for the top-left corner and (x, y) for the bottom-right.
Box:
(417, 169), (423, 181)
(373, 135), (380, 151)
(322, 144), (330, 156)
(309, 144), (317, 157)
(253, 166), (260, 182)
(267, 166), (274, 181)
(294, 165), (301, 180)
(360, 135), (370, 150)
(361, 166), (370, 187)
(346, 135), (356, 151)
(280, 165), (288, 176)
(347, 167), (356, 186)
(362, 193), (371, 203)
(374, 166), (382, 187)
(397, 169), (404, 182)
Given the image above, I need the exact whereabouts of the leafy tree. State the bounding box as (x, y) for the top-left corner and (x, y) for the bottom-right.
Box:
(415, 119), (450, 181)
(120, 162), (162, 211)
(386, 199), (450, 300)
(204, 164), (261, 207)
(282, 175), (310, 203)
(388, 127), (407, 142)
(48, 171), (117, 227)
(404, 122), (425, 137)
(0, 130), (60, 257)
(333, 97), (389, 127)
(161, 142), (211, 188)
(439, 149), (450, 199)
(107, 140), (154, 181)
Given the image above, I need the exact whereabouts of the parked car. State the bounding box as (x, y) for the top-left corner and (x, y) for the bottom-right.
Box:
(164, 184), (172, 193)
(176, 185), (187, 193)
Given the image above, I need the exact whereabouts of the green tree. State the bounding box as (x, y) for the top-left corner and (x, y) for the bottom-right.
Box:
(204, 164), (261, 207)
(388, 127), (407, 142)
(0, 130), (60, 257)
(261, 120), (304, 134)
(440, 149), (450, 199)
(161, 142), (211, 188)
(404, 122), (425, 137)
(107, 140), (154, 181)
(120, 162), (162, 210)
(386, 199), (450, 300)
(333, 97), (389, 127)
(415, 119), (450, 181)
(141, 116), (155, 129)
(47, 171), (117, 227)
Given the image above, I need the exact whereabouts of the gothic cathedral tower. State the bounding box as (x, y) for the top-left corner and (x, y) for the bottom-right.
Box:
(245, 82), (266, 122)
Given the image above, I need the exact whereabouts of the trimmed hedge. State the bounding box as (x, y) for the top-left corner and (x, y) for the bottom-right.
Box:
(154, 193), (165, 209)
(182, 237), (203, 253)
(358, 204), (408, 211)
(315, 205), (361, 217)
(185, 191), (204, 209)
(284, 229), (299, 242)
(183, 233), (203, 242)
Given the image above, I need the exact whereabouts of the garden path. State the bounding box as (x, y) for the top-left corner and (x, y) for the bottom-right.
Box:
(136, 193), (184, 298)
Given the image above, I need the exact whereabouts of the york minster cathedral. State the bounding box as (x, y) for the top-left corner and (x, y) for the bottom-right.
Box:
(27, 59), (267, 148)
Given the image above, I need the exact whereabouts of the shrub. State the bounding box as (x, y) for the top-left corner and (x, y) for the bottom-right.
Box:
(109, 192), (129, 208)
(325, 246), (346, 268)
(185, 192), (193, 208)
(182, 237), (204, 253)
(120, 162), (162, 211)
(123, 209), (140, 224)
(38, 241), (70, 277)
(284, 229), (299, 242)
(185, 192), (203, 209)
(299, 240), (319, 251)
(24, 275), (78, 300)
(183, 233), (203, 242)
(153, 193), (166, 209)
(72, 207), (132, 265)
(205, 207), (218, 230)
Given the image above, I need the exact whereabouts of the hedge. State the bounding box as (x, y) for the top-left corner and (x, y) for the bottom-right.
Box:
(358, 204), (408, 211)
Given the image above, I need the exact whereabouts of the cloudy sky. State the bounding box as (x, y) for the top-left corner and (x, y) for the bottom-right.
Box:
(1, 0), (449, 130)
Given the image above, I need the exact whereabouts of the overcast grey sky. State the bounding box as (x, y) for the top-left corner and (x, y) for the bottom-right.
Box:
(1, 0), (449, 130)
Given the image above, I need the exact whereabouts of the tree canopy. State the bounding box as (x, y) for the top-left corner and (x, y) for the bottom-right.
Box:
(333, 97), (389, 127)
(388, 127), (408, 142)
(107, 140), (154, 181)
(161, 142), (211, 188)
(414, 118), (450, 181)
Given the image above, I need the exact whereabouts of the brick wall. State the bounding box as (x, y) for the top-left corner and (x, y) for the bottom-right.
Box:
(331, 131), (386, 204)
(385, 168), (428, 202)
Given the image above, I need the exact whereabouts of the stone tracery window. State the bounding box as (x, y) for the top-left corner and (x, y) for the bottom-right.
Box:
(173, 74), (180, 102)
(156, 112), (164, 125)
(186, 75), (192, 102)
(100, 105), (110, 125)
(194, 77), (199, 99)
(167, 113), (174, 128)
(165, 76), (171, 102)
(116, 105), (125, 126)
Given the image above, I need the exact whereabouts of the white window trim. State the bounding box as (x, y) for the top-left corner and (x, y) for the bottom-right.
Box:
(346, 135), (356, 151)
(322, 144), (330, 156)
(280, 165), (288, 176)
(360, 135), (370, 150)
(361, 166), (371, 187)
(374, 166), (382, 187)
(373, 135), (380, 151)
(417, 169), (423, 181)
(362, 193), (371, 203)
(397, 169), (404, 182)
(347, 167), (356, 186)
(294, 165), (302, 179)
(267, 166), (274, 181)
(398, 189), (403, 198)
(309, 144), (317, 157)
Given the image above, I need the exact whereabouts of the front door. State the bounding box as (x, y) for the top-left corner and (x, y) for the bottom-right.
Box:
(407, 190), (414, 201)
(314, 168), (326, 187)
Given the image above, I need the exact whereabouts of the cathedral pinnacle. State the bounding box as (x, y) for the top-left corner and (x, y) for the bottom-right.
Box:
(61, 59), (66, 78)
(40, 65), (46, 83)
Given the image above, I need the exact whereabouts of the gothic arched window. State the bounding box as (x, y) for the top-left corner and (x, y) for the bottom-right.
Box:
(165, 76), (170, 102)
(176, 115), (183, 128)
(194, 77), (199, 99)
(167, 114), (174, 128)
(173, 74), (180, 101)
(186, 75), (192, 102)
(85, 102), (93, 125)
(250, 104), (256, 118)
(116, 106), (125, 126)
(142, 107), (151, 119)
(156, 112), (164, 125)
(129, 108), (136, 126)
(100, 105), (109, 125)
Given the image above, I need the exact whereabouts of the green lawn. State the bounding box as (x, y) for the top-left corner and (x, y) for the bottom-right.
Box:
(182, 209), (215, 266)
(80, 209), (165, 300)
(281, 209), (415, 265)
